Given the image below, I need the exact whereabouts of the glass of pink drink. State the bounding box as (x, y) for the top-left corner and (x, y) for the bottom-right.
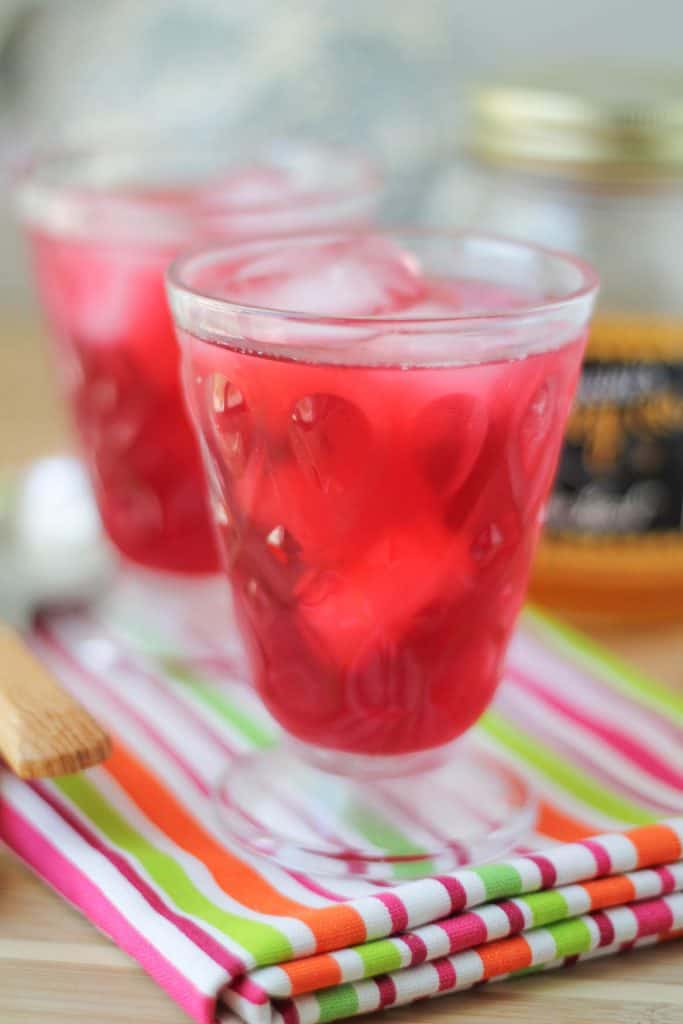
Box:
(15, 144), (379, 575)
(167, 230), (598, 877)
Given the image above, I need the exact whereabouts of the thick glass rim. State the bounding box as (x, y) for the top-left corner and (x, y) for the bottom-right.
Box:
(13, 139), (381, 243)
(166, 228), (600, 329)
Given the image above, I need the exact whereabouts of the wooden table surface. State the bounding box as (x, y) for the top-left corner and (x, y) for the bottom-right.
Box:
(2, 317), (683, 1024)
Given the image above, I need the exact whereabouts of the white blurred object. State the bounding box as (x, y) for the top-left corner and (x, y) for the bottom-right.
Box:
(0, 456), (114, 627)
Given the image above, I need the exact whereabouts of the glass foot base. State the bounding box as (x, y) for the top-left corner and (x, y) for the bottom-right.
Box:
(213, 740), (536, 880)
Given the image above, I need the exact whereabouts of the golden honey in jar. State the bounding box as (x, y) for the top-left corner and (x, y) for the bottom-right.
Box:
(429, 68), (683, 622)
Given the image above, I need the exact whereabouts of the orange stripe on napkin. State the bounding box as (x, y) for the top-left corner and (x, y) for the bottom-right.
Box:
(106, 741), (367, 948)
(283, 954), (343, 995)
(537, 801), (596, 841)
(479, 935), (533, 978)
(581, 875), (637, 910)
(625, 824), (681, 868)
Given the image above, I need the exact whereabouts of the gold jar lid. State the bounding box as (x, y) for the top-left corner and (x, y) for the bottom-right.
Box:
(469, 67), (683, 179)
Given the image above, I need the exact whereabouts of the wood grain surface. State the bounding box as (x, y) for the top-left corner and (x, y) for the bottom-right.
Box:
(0, 622), (111, 779)
(1, 317), (682, 1023)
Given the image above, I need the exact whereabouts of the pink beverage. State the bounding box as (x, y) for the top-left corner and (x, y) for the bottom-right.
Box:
(16, 146), (379, 572)
(170, 233), (596, 759)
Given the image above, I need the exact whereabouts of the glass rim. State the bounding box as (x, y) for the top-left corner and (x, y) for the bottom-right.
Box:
(166, 227), (600, 329)
(13, 139), (381, 241)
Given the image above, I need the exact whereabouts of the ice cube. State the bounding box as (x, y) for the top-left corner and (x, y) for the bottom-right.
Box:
(296, 516), (469, 668)
(222, 234), (426, 316)
(386, 278), (539, 367)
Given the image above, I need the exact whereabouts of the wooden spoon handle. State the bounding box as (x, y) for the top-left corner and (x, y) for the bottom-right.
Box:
(0, 623), (111, 779)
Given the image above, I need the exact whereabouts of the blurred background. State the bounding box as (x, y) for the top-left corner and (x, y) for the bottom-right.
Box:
(2, 0), (683, 636)
(2, 0), (683, 313)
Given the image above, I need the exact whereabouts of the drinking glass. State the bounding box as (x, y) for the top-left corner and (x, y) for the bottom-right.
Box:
(167, 229), (598, 877)
(15, 143), (379, 577)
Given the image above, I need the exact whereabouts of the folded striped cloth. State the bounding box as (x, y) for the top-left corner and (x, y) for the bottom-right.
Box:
(1, 600), (682, 1024)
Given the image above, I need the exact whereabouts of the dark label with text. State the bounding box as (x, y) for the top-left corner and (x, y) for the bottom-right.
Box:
(547, 359), (683, 536)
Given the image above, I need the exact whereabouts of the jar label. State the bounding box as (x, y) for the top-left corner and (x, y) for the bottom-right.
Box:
(546, 317), (683, 538)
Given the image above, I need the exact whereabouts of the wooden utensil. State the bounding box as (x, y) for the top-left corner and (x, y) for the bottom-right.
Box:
(0, 622), (111, 778)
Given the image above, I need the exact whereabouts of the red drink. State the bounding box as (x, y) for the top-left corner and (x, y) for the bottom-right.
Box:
(28, 235), (211, 570)
(173, 234), (589, 756)
(18, 147), (378, 572)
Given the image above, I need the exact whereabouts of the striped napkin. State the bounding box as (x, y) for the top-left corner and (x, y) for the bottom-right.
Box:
(1, 600), (682, 1024)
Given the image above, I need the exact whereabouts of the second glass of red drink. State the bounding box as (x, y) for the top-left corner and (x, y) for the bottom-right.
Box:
(16, 143), (380, 576)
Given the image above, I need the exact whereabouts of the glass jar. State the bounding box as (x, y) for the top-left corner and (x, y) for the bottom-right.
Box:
(428, 68), (683, 622)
